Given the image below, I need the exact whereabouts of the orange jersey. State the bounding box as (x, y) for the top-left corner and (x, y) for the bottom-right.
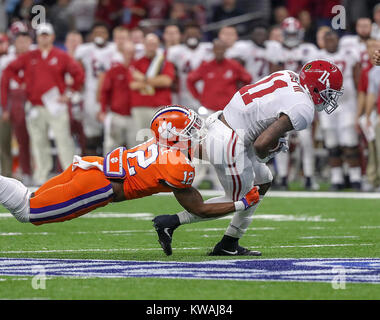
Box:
(103, 139), (195, 200)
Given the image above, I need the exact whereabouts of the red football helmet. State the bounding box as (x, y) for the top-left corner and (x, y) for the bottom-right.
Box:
(299, 59), (343, 114)
(281, 17), (304, 48)
(150, 105), (206, 150)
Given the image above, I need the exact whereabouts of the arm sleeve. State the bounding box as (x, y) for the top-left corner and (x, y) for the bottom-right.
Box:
(100, 69), (113, 113)
(186, 64), (204, 101)
(65, 54), (85, 91)
(235, 61), (252, 84)
(0, 67), (10, 109)
(0, 55), (26, 108)
(279, 103), (314, 131)
(161, 60), (175, 80)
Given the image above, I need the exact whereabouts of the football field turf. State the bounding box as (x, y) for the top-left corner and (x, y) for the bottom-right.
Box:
(0, 193), (379, 300)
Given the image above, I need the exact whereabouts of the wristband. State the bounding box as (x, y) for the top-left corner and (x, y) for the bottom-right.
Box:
(234, 200), (246, 211)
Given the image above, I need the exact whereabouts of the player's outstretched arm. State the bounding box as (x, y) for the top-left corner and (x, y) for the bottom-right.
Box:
(171, 185), (260, 218)
(253, 113), (294, 161)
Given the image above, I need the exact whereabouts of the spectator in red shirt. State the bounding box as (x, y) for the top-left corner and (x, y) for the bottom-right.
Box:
(363, 39), (380, 189)
(64, 30), (87, 156)
(1, 23), (84, 185)
(0, 32), (11, 178)
(0, 32), (33, 184)
(187, 39), (252, 111)
(130, 33), (175, 142)
(99, 41), (136, 154)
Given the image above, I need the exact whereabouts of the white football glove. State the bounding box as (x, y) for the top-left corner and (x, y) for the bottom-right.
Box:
(256, 137), (289, 163)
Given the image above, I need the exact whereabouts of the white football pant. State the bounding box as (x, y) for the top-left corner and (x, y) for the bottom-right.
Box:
(177, 111), (273, 239)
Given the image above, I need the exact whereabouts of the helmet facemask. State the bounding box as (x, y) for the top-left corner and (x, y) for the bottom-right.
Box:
(283, 31), (304, 48)
(317, 87), (343, 114)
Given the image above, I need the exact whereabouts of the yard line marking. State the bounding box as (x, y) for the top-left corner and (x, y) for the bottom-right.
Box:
(360, 226), (380, 229)
(0, 211), (336, 223)
(0, 243), (374, 254)
(299, 236), (359, 239)
(267, 244), (373, 248)
(0, 232), (51, 236)
(185, 227), (275, 232)
(0, 248), (202, 254)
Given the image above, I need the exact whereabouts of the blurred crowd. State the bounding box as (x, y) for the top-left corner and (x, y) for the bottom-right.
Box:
(1, 0), (380, 192)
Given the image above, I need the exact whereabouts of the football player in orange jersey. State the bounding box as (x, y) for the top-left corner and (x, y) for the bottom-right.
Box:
(0, 106), (260, 227)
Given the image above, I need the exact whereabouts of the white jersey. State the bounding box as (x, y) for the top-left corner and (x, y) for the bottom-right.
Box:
(223, 70), (315, 145)
(226, 40), (281, 82)
(339, 35), (369, 70)
(102, 42), (146, 66)
(316, 47), (359, 106)
(74, 42), (114, 92)
(167, 42), (213, 108)
(274, 43), (318, 73)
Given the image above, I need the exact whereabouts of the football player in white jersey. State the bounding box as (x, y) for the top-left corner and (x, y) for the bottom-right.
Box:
(166, 23), (213, 109)
(340, 17), (372, 70)
(106, 26), (130, 65)
(218, 25), (241, 60)
(74, 22), (115, 156)
(220, 25), (280, 82)
(272, 17), (319, 190)
(317, 31), (362, 190)
(153, 60), (344, 256)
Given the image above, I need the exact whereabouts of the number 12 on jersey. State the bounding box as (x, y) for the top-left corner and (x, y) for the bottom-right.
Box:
(181, 171), (194, 185)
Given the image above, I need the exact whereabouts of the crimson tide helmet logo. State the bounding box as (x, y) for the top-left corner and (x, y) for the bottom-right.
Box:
(318, 70), (331, 86)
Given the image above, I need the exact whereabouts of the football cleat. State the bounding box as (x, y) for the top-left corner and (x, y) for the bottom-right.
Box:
(152, 215), (179, 256)
(208, 243), (262, 256)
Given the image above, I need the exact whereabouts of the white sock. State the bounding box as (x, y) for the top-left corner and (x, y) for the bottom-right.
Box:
(224, 195), (264, 239)
(302, 150), (314, 177)
(0, 175), (31, 222)
(349, 167), (362, 183)
(275, 152), (289, 178)
(331, 167), (344, 184)
(177, 196), (230, 225)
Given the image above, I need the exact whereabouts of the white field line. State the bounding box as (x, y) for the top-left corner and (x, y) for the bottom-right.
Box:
(153, 190), (380, 199)
(0, 243), (373, 254)
(299, 236), (359, 239)
(0, 212), (336, 223)
(0, 227), (276, 237)
(5, 188), (380, 203)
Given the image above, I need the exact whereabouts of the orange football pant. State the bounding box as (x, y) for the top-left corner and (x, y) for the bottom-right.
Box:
(29, 156), (114, 225)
